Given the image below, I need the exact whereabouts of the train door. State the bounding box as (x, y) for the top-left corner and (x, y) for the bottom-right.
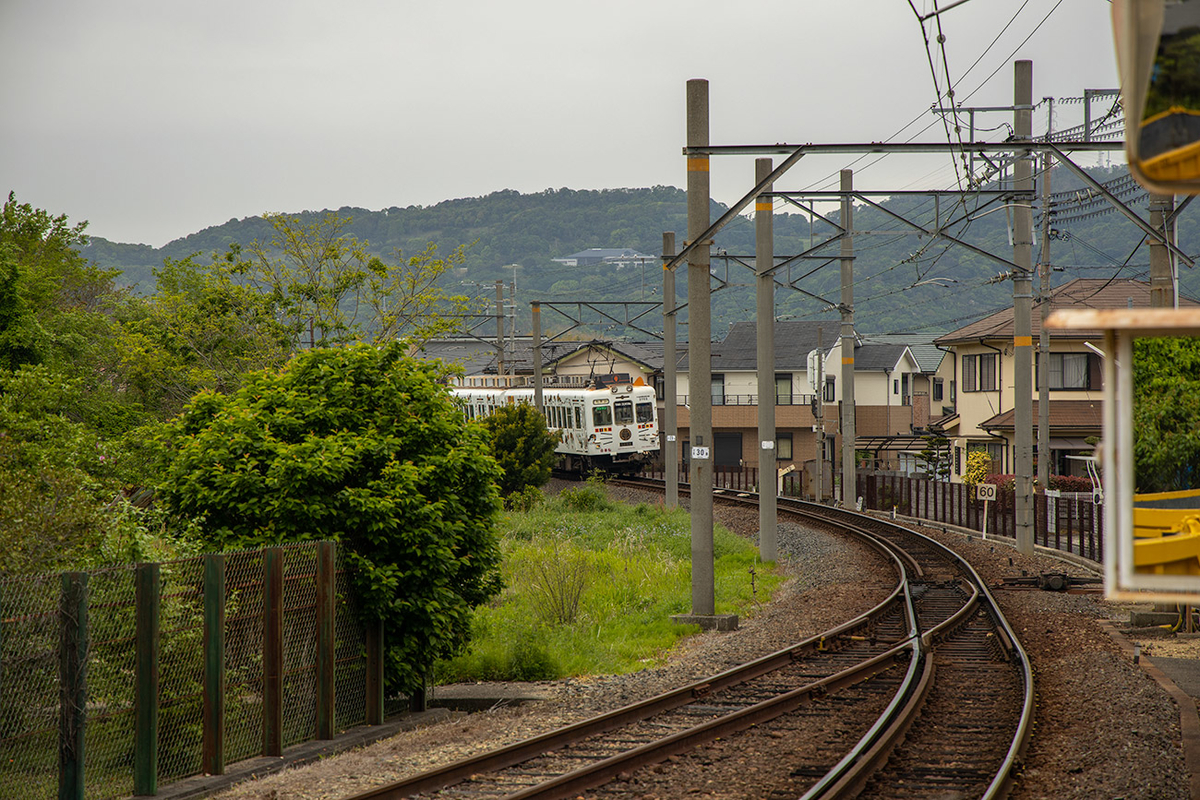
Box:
(613, 396), (635, 452)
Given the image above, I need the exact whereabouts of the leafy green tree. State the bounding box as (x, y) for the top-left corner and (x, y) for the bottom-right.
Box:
(1134, 337), (1200, 492)
(232, 211), (481, 348)
(114, 253), (292, 419)
(481, 403), (559, 498)
(1, 192), (123, 373)
(154, 342), (503, 693)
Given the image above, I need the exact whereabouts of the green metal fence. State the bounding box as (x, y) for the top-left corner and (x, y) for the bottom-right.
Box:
(0, 542), (385, 799)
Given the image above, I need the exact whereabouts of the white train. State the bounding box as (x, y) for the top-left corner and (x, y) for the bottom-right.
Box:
(453, 376), (660, 473)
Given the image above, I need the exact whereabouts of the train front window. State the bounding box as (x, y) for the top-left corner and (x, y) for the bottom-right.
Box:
(614, 400), (634, 425)
(636, 402), (653, 424)
(593, 405), (613, 427)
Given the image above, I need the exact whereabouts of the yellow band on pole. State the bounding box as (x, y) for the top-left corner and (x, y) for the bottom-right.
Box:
(842, 357), (854, 365)
(687, 156), (710, 172)
(755, 201), (772, 211)
(1014, 336), (1033, 347)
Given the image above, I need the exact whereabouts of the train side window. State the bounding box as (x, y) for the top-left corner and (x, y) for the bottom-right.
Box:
(593, 405), (613, 427)
(636, 401), (654, 424)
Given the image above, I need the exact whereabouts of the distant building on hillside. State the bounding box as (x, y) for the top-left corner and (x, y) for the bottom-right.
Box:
(552, 248), (656, 268)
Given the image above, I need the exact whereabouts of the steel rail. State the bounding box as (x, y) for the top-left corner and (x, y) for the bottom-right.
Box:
(769, 496), (1034, 799)
(624, 478), (1033, 798)
(505, 640), (919, 800)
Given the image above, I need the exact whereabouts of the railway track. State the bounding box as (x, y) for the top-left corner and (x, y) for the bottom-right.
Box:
(345, 479), (1032, 800)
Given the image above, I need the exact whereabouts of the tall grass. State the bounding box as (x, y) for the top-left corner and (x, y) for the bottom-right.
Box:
(435, 482), (784, 683)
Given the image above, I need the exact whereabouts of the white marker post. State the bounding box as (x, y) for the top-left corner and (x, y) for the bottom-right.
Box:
(977, 483), (998, 538)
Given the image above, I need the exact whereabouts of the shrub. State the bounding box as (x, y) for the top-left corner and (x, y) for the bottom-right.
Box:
(481, 403), (559, 497)
(559, 478), (613, 513)
(154, 342), (503, 694)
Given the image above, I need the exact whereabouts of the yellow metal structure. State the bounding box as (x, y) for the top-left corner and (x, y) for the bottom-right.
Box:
(1134, 489), (1200, 575)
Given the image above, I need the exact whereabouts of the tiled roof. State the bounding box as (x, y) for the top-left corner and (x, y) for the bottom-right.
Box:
(683, 321), (842, 370)
(853, 342), (912, 372)
(861, 333), (948, 373)
(979, 399), (1103, 431)
(935, 279), (1199, 345)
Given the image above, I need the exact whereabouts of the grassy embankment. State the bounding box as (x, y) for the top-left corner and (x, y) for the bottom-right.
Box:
(435, 481), (786, 683)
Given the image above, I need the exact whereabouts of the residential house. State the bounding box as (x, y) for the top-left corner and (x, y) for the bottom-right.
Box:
(551, 248), (657, 268)
(932, 278), (1197, 482)
(673, 322), (925, 486)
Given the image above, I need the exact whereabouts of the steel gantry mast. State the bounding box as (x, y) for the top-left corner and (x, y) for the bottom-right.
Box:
(666, 66), (1163, 563)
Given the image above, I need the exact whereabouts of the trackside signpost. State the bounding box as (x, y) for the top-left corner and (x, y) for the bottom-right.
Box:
(977, 483), (998, 539)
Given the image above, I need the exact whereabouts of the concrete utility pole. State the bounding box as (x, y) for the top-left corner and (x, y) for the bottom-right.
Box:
(815, 326), (824, 503)
(673, 78), (735, 631)
(840, 170), (856, 508)
(1038, 146), (1052, 491)
(663, 232), (679, 509)
(1149, 193), (1175, 308)
(495, 280), (506, 378)
(1014, 60), (1035, 556)
(531, 301), (543, 411)
(755, 158), (778, 561)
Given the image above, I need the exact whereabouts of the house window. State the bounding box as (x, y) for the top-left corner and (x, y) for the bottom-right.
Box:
(824, 377), (836, 402)
(967, 441), (1004, 472)
(775, 373), (792, 405)
(893, 378), (899, 394)
(932, 377), (944, 402)
(777, 433), (793, 460)
(901, 373), (911, 406)
(1039, 352), (1093, 390)
(962, 353), (997, 392)
(712, 373), (725, 406)
(654, 374), (665, 400)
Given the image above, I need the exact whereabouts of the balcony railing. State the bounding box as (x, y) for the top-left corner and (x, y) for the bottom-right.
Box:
(676, 393), (818, 407)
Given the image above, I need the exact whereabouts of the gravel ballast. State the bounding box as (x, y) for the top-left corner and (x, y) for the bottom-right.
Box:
(209, 485), (1192, 799)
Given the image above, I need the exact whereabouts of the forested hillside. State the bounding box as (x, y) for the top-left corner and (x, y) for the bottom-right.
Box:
(79, 171), (1200, 336)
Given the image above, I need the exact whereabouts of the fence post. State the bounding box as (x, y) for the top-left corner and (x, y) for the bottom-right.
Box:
(263, 548), (284, 757)
(59, 572), (88, 800)
(365, 618), (384, 725)
(316, 543), (336, 740)
(203, 553), (225, 776)
(135, 563), (160, 796)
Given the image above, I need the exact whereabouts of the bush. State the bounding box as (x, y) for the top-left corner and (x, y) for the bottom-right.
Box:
(481, 403), (558, 497)
(504, 485), (545, 512)
(559, 478), (613, 512)
(154, 342), (503, 694)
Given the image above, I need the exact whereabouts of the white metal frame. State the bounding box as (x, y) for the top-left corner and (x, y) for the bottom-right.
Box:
(1048, 308), (1200, 601)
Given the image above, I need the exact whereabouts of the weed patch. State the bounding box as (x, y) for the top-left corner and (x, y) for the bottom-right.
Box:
(436, 486), (785, 683)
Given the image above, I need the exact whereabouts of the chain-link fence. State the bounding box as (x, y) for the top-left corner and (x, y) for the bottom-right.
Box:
(0, 541), (377, 799)
(0, 572), (61, 800)
(84, 565), (139, 799)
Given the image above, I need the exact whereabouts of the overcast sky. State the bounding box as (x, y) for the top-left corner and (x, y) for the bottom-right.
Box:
(1, 0), (1119, 248)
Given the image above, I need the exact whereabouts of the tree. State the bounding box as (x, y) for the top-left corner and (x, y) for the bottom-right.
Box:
(481, 403), (559, 497)
(232, 211), (482, 348)
(918, 434), (951, 481)
(114, 253), (292, 419)
(1133, 337), (1200, 492)
(154, 342), (504, 693)
(1, 192), (122, 373)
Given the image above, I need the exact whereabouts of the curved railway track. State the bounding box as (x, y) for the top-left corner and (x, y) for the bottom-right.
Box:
(344, 479), (1032, 800)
